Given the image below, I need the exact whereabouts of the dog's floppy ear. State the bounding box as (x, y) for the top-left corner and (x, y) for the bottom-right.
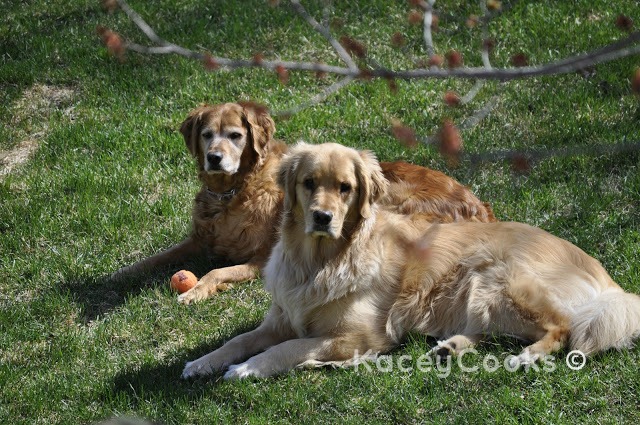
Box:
(239, 102), (275, 162)
(277, 152), (300, 213)
(356, 150), (389, 219)
(277, 143), (310, 213)
(179, 106), (209, 158)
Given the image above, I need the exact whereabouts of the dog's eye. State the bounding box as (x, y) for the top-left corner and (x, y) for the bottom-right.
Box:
(340, 183), (351, 193)
(303, 178), (315, 191)
(229, 132), (242, 140)
(202, 130), (213, 139)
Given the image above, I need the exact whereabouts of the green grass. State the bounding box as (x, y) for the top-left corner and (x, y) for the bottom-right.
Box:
(1, 0), (639, 423)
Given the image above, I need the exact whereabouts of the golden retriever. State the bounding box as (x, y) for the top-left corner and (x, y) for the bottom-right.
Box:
(112, 103), (495, 304)
(181, 142), (640, 379)
(112, 102), (287, 304)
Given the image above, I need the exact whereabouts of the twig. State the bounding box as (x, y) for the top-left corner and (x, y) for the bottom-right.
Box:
(116, 0), (164, 45)
(391, 34), (640, 81)
(460, 81), (487, 104)
(420, 94), (501, 146)
(420, 0), (437, 58)
(321, 0), (332, 28)
(124, 41), (350, 74)
(272, 75), (355, 116)
(460, 0), (494, 105)
(479, 0), (492, 70)
(458, 94), (500, 131)
(465, 139), (640, 166)
(289, 0), (358, 71)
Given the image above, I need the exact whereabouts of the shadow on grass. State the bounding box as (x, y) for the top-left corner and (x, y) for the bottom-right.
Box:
(62, 256), (230, 323)
(106, 332), (527, 396)
(100, 328), (631, 419)
(102, 333), (537, 418)
(103, 322), (263, 405)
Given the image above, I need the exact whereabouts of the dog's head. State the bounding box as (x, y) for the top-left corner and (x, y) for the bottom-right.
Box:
(277, 143), (388, 239)
(179, 102), (275, 175)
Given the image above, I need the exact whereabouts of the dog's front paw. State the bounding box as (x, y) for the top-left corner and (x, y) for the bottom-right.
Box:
(108, 264), (135, 282)
(181, 359), (213, 379)
(223, 362), (263, 380)
(177, 283), (209, 305)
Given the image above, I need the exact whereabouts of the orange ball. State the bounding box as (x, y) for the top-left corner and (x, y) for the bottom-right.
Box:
(170, 270), (198, 294)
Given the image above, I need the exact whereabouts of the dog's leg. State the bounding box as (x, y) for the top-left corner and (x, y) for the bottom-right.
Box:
(181, 306), (295, 379)
(110, 237), (203, 281)
(505, 274), (571, 367)
(429, 334), (483, 358)
(508, 325), (569, 368)
(223, 335), (368, 380)
(177, 262), (261, 304)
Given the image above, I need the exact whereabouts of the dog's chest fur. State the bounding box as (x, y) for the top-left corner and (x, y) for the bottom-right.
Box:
(264, 216), (392, 338)
(191, 152), (284, 264)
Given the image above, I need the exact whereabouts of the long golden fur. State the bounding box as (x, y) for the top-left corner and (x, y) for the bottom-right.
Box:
(182, 142), (640, 379)
(113, 104), (495, 304)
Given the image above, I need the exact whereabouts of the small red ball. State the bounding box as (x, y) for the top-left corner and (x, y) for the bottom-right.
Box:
(170, 270), (198, 294)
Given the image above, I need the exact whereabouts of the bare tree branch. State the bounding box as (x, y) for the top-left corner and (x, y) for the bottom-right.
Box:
(272, 75), (355, 116)
(111, 0), (640, 82)
(102, 0), (640, 166)
(466, 139), (640, 168)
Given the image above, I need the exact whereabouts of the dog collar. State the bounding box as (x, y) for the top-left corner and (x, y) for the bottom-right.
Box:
(206, 188), (237, 201)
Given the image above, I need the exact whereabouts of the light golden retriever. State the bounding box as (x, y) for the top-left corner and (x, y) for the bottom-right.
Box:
(112, 103), (495, 304)
(181, 142), (640, 379)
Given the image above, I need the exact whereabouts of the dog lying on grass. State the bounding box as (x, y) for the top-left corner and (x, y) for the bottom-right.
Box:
(113, 103), (495, 304)
(111, 102), (287, 303)
(181, 142), (640, 379)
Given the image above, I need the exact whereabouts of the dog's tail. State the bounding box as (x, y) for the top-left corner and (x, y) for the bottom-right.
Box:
(570, 288), (640, 355)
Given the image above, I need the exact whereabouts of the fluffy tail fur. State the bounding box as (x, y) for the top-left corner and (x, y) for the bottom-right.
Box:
(570, 289), (640, 355)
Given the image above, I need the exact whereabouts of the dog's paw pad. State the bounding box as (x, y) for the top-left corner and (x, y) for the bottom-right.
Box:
(436, 346), (452, 358)
(429, 340), (457, 358)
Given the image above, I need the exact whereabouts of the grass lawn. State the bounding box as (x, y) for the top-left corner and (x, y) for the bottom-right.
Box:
(1, 0), (640, 423)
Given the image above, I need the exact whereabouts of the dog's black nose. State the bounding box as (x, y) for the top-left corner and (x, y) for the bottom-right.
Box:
(207, 152), (223, 167)
(313, 210), (333, 226)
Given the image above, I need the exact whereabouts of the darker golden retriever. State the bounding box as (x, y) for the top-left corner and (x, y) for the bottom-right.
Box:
(181, 142), (640, 379)
(113, 103), (495, 304)
(112, 102), (287, 304)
